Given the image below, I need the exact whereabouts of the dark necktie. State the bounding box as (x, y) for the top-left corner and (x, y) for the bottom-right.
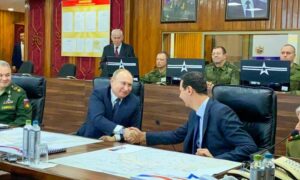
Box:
(112, 98), (120, 119)
(193, 116), (202, 154)
(245, 0), (251, 17)
(115, 46), (119, 57)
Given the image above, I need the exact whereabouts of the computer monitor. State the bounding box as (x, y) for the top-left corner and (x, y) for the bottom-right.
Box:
(252, 56), (280, 61)
(166, 58), (205, 85)
(240, 60), (290, 91)
(105, 57), (139, 80)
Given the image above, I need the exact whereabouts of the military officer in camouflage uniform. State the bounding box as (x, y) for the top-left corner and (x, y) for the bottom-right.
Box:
(0, 60), (32, 126)
(140, 51), (167, 85)
(280, 44), (300, 91)
(205, 46), (239, 92)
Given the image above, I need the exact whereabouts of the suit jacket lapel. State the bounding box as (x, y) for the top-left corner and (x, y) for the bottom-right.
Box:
(119, 44), (125, 56)
(105, 86), (114, 118)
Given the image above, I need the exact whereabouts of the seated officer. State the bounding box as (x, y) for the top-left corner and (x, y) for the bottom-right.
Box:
(205, 46), (239, 92)
(0, 60), (32, 126)
(77, 69), (140, 141)
(286, 106), (300, 158)
(280, 44), (300, 91)
(140, 51), (167, 85)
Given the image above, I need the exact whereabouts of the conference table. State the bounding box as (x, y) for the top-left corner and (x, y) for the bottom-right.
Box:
(1, 78), (299, 178)
(42, 78), (300, 155)
(0, 140), (241, 179)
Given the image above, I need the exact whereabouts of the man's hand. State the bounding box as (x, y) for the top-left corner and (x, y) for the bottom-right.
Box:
(12, 66), (17, 73)
(195, 148), (213, 158)
(206, 81), (214, 90)
(123, 128), (137, 142)
(100, 135), (116, 142)
(125, 127), (146, 144)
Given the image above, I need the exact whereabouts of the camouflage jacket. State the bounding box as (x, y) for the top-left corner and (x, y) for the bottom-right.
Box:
(205, 61), (240, 85)
(290, 63), (300, 91)
(140, 68), (166, 85)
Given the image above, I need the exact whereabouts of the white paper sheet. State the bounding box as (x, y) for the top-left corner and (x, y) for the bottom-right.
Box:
(51, 144), (241, 179)
(0, 128), (100, 153)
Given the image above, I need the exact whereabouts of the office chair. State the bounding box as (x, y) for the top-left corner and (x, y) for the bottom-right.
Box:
(57, 63), (76, 78)
(212, 85), (277, 153)
(93, 77), (144, 129)
(12, 75), (47, 125)
(17, 61), (34, 74)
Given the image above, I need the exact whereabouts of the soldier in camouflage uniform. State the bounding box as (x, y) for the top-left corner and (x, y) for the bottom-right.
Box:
(140, 51), (167, 85)
(205, 46), (239, 92)
(0, 60), (32, 126)
(280, 44), (300, 91)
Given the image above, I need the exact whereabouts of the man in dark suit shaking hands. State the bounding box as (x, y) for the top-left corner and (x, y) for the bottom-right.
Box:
(122, 72), (257, 162)
(100, 29), (135, 77)
(77, 69), (140, 140)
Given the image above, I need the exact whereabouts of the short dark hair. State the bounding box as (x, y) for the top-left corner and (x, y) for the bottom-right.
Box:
(181, 71), (207, 94)
(212, 46), (227, 54)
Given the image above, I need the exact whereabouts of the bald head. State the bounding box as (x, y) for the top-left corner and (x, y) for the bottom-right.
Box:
(110, 69), (133, 99)
(0, 60), (12, 90)
(0, 60), (11, 68)
(280, 44), (296, 62)
(111, 29), (123, 47)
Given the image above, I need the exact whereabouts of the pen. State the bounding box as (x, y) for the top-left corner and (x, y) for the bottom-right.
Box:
(109, 146), (125, 151)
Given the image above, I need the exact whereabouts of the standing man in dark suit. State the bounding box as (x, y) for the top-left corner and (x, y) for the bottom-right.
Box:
(12, 32), (25, 72)
(226, 0), (268, 20)
(77, 69), (140, 141)
(123, 71), (257, 162)
(100, 29), (135, 77)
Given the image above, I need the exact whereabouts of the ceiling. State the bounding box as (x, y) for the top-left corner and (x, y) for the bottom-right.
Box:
(0, 0), (25, 13)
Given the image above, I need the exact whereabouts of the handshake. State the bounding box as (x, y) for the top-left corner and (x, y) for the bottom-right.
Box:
(100, 127), (146, 144)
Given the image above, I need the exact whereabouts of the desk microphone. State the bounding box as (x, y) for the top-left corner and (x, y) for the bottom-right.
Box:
(252, 130), (296, 157)
(288, 129), (300, 141)
(154, 120), (177, 152)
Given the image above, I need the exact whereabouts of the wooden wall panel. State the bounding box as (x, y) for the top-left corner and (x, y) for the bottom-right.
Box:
(128, 0), (300, 76)
(0, 11), (24, 64)
(174, 33), (202, 58)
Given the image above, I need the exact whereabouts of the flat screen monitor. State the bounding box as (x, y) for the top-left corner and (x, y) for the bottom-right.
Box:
(240, 60), (290, 91)
(166, 58), (205, 85)
(106, 57), (139, 79)
(252, 56), (280, 61)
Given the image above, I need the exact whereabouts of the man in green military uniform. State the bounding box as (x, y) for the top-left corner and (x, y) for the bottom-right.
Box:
(280, 44), (300, 91)
(205, 46), (239, 92)
(0, 60), (32, 126)
(140, 51), (167, 85)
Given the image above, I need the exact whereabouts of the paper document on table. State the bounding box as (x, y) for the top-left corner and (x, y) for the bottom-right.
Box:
(51, 144), (241, 179)
(0, 128), (100, 153)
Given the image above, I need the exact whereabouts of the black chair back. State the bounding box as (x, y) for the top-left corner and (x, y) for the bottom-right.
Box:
(12, 75), (46, 125)
(212, 85), (277, 153)
(58, 64), (76, 78)
(93, 77), (144, 129)
(18, 61), (34, 74)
